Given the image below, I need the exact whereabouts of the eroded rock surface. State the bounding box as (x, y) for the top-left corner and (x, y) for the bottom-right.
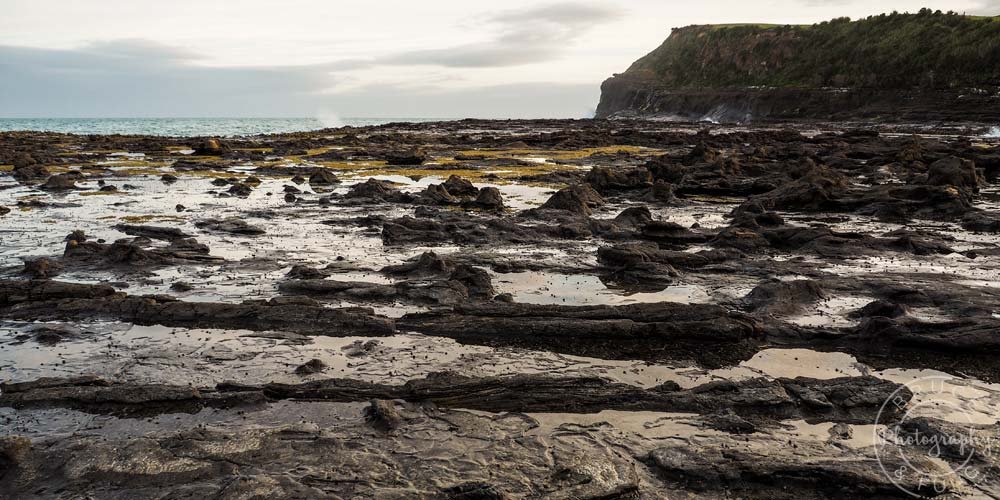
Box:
(2, 119), (999, 498)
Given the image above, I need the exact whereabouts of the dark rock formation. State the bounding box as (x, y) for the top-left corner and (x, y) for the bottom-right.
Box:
(533, 184), (605, 216)
(597, 14), (1000, 122)
(196, 218), (266, 235)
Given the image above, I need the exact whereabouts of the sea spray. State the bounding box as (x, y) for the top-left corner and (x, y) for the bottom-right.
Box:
(316, 110), (345, 128)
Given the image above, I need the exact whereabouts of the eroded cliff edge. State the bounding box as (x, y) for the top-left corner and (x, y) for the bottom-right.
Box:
(597, 11), (1000, 122)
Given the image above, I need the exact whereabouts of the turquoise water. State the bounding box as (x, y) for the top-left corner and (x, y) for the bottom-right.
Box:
(0, 117), (441, 137)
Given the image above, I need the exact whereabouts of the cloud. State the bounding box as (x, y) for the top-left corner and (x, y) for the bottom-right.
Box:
(322, 81), (600, 119)
(969, 0), (1000, 15)
(0, 40), (341, 117)
(0, 40), (599, 118)
(380, 2), (624, 68)
(489, 2), (618, 26)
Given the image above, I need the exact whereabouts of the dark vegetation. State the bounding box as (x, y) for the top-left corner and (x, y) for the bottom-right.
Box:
(627, 10), (1000, 89)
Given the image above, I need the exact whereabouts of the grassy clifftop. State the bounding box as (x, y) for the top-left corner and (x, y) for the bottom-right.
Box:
(624, 10), (1000, 89)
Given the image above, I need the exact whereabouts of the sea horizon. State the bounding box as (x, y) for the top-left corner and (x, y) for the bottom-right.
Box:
(0, 117), (459, 137)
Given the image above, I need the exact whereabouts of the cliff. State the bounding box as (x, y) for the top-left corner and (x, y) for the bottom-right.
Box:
(597, 11), (1000, 122)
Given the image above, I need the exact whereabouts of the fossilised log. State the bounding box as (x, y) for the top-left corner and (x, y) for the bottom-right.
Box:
(2, 373), (910, 425)
(0, 280), (395, 336)
(399, 301), (766, 368)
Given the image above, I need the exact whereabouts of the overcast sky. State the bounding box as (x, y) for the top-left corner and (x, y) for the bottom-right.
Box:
(1, 0), (997, 119)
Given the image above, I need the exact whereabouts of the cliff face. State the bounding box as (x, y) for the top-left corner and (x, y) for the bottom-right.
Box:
(597, 12), (1000, 122)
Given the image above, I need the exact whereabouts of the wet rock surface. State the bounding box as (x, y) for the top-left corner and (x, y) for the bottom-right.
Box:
(2, 119), (1000, 498)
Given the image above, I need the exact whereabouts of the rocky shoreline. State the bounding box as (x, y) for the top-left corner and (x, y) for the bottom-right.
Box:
(2, 119), (1000, 498)
(596, 77), (1000, 123)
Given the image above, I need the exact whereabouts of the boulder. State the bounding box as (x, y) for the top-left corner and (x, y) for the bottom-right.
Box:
(308, 169), (341, 186)
(442, 175), (479, 197)
(420, 184), (460, 205)
(384, 151), (426, 165)
(22, 257), (63, 279)
(227, 183), (253, 197)
(345, 178), (401, 200)
(585, 166), (653, 193)
(537, 184), (605, 215)
(40, 174), (78, 190)
(192, 138), (229, 156)
(470, 187), (504, 211)
(926, 156), (981, 193)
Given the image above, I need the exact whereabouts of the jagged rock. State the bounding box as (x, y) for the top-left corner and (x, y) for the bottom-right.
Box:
(442, 175), (479, 197)
(280, 269), (490, 306)
(227, 183), (253, 197)
(364, 399), (403, 432)
(308, 169), (341, 186)
(613, 207), (654, 229)
(851, 300), (907, 319)
(744, 163), (850, 212)
(962, 211), (1000, 232)
(0, 436), (31, 480)
(449, 265), (496, 300)
(536, 184), (605, 215)
(114, 224), (193, 241)
(192, 138), (229, 156)
(345, 178), (406, 201)
(597, 243), (680, 282)
(440, 482), (506, 500)
(10, 153), (49, 182)
(828, 422), (854, 441)
(381, 213), (555, 246)
(61, 230), (215, 266)
(643, 179), (677, 202)
(585, 166), (653, 193)
(19, 324), (82, 345)
(925, 155), (981, 193)
(343, 339), (380, 357)
(22, 257), (63, 279)
(39, 174), (79, 190)
(420, 183), (460, 204)
(399, 301), (764, 367)
(470, 187), (504, 211)
(294, 359), (327, 375)
(260, 373), (908, 423)
(12, 153), (36, 170)
(742, 280), (828, 316)
(381, 251), (455, 277)
(647, 435), (957, 497)
(639, 220), (706, 247)
(0, 280), (395, 335)
(695, 409), (757, 434)
(384, 150), (426, 165)
(196, 218), (265, 236)
(286, 264), (328, 280)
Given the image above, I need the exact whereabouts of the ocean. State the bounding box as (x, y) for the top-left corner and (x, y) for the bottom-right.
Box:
(0, 117), (444, 137)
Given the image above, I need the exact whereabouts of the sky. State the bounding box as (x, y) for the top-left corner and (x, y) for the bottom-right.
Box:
(1, 0), (998, 119)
